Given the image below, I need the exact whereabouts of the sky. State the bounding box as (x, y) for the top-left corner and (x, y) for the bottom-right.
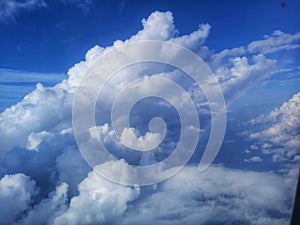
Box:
(0, 0), (300, 225)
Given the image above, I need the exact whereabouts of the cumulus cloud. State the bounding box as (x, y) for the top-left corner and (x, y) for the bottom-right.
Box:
(249, 92), (300, 163)
(15, 165), (290, 225)
(52, 169), (140, 225)
(0, 10), (299, 225)
(18, 183), (68, 225)
(170, 23), (211, 50)
(189, 51), (277, 106)
(55, 146), (90, 196)
(122, 166), (291, 225)
(120, 127), (163, 151)
(0, 173), (38, 225)
(248, 30), (300, 54)
(0, 0), (46, 22)
(247, 92), (300, 190)
(129, 11), (178, 42)
(26, 130), (51, 150)
(0, 83), (73, 154)
(244, 156), (263, 163)
(215, 54), (276, 100)
(211, 46), (246, 67)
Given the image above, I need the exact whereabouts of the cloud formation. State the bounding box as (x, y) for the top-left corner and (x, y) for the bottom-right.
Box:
(122, 166), (291, 225)
(248, 30), (300, 54)
(0, 174), (38, 225)
(3, 166), (291, 225)
(247, 92), (300, 190)
(18, 183), (68, 225)
(249, 92), (300, 164)
(53, 170), (140, 225)
(0, 10), (298, 225)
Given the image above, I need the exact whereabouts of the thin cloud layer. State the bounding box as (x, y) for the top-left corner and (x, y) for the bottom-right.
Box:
(0, 0), (95, 22)
(0, 68), (66, 112)
(0, 0), (46, 22)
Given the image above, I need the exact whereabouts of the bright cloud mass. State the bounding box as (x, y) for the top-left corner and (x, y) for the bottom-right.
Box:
(0, 7), (299, 225)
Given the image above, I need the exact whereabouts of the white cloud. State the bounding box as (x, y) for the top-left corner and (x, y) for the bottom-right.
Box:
(170, 23), (211, 50)
(122, 166), (291, 225)
(211, 46), (246, 67)
(244, 156), (263, 163)
(249, 92), (300, 163)
(53, 169), (140, 225)
(0, 173), (38, 225)
(55, 146), (91, 196)
(112, 11), (210, 51)
(0, 0), (46, 22)
(20, 165), (290, 225)
(26, 130), (51, 150)
(248, 30), (300, 54)
(120, 127), (162, 151)
(248, 92), (300, 190)
(129, 11), (178, 42)
(212, 54), (276, 103)
(0, 82), (73, 154)
(18, 183), (68, 225)
(0, 10), (299, 225)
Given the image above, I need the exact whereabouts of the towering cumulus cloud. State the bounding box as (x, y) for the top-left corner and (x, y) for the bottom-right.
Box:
(248, 92), (300, 187)
(0, 11), (298, 225)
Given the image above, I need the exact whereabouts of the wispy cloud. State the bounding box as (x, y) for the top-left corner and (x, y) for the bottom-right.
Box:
(0, 68), (66, 112)
(0, 0), (95, 22)
(0, 0), (46, 22)
(61, 0), (94, 13)
(248, 30), (300, 54)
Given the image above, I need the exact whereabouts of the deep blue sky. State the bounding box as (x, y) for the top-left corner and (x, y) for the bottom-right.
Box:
(1, 0), (300, 73)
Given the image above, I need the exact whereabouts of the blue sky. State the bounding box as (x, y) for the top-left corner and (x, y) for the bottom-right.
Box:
(1, 0), (300, 110)
(0, 1), (300, 225)
(1, 0), (299, 72)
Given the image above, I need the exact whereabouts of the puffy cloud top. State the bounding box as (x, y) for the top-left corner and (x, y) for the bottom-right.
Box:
(250, 92), (300, 161)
